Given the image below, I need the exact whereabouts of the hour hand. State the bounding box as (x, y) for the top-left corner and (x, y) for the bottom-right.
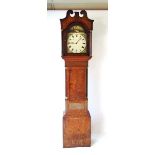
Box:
(68, 42), (75, 44)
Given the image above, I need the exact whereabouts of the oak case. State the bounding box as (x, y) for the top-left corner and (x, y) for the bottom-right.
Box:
(60, 10), (94, 148)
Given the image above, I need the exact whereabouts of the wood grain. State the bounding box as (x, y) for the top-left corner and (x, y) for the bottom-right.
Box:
(60, 10), (93, 148)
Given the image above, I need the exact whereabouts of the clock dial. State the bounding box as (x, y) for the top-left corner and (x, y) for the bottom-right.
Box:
(67, 25), (87, 54)
(67, 33), (86, 53)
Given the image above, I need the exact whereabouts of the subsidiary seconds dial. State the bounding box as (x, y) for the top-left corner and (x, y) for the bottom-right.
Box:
(67, 33), (86, 53)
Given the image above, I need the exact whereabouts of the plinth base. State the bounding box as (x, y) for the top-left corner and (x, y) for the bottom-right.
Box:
(63, 111), (91, 148)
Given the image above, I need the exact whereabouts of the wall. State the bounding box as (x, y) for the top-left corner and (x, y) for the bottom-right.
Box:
(1, 7), (155, 155)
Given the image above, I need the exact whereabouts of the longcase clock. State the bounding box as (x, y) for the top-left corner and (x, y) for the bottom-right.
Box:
(60, 10), (94, 148)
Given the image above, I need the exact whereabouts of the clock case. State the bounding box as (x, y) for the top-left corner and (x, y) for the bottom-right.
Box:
(60, 10), (94, 148)
(61, 10), (94, 57)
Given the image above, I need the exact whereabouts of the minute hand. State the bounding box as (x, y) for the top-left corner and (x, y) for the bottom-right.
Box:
(76, 38), (82, 44)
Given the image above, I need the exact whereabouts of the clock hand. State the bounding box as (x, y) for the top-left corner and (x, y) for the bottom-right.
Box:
(68, 42), (75, 44)
(76, 38), (82, 44)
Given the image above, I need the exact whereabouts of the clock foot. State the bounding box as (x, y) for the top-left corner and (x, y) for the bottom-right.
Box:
(63, 111), (91, 148)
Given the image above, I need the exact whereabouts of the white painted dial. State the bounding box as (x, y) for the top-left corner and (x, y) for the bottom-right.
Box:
(67, 33), (87, 53)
